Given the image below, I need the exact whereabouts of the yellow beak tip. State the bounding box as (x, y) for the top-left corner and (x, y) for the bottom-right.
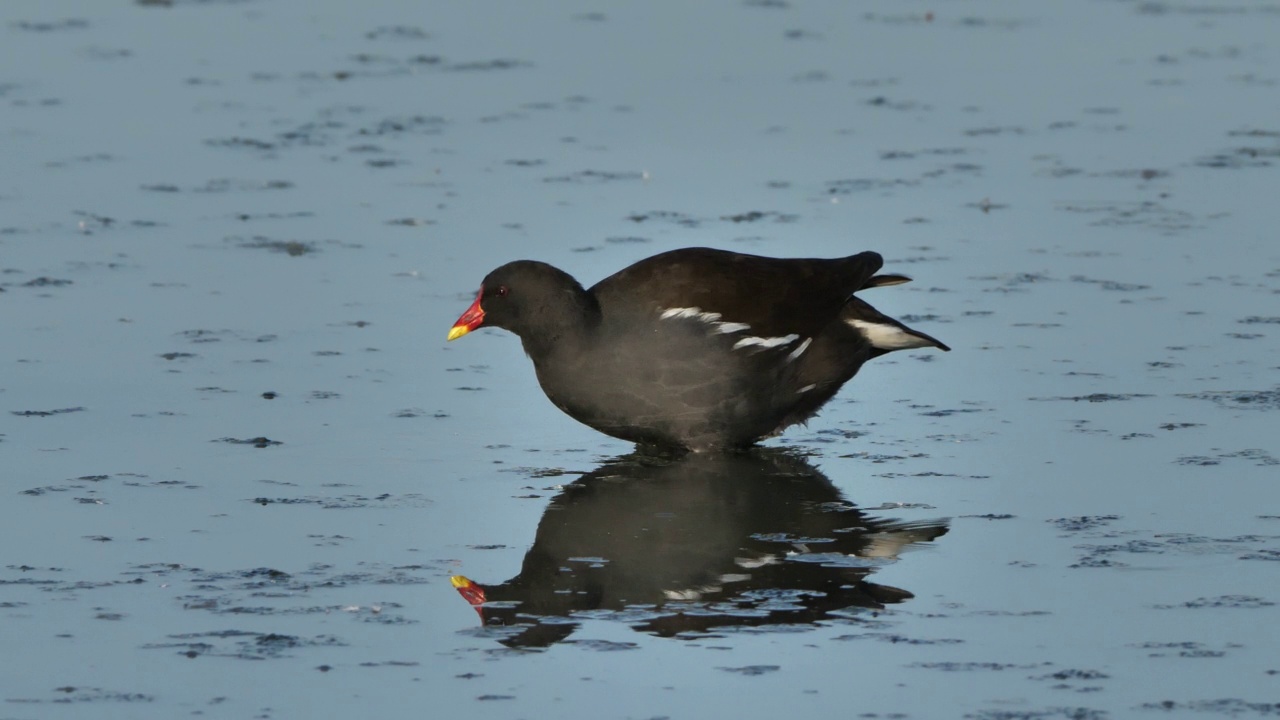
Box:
(446, 326), (469, 342)
(450, 575), (473, 589)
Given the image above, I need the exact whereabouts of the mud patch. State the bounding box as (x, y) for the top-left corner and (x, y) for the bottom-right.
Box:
(144, 630), (346, 660)
(1179, 388), (1280, 412)
(1153, 595), (1275, 610)
(718, 665), (781, 675)
(1133, 641), (1238, 659)
(216, 436), (282, 448)
(1031, 393), (1154, 403)
(10, 407), (86, 417)
(6, 686), (154, 705)
(1175, 449), (1278, 467)
(1140, 699), (1280, 715)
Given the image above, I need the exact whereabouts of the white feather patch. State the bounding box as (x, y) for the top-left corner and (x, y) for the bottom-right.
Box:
(786, 337), (812, 362)
(660, 306), (750, 335)
(661, 306), (720, 322)
(735, 555), (779, 569)
(846, 319), (934, 350)
(733, 333), (799, 350)
(663, 585), (722, 601)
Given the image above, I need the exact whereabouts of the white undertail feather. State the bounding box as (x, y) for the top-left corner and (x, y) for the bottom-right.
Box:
(859, 527), (943, 559)
(846, 319), (935, 350)
(864, 273), (912, 288)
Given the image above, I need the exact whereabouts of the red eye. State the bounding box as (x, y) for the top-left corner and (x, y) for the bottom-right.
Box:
(495, 285), (509, 297)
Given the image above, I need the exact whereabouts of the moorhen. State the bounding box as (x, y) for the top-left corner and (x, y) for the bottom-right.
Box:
(449, 449), (949, 647)
(447, 247), (948, 450)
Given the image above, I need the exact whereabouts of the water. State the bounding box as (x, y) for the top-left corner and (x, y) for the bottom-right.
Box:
(2, 1), (1278, 718)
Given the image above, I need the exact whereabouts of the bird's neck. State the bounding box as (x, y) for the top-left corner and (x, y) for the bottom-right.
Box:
(518, 288), (600, 361)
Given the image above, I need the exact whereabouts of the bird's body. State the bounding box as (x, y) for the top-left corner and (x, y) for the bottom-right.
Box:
(448, 247), (948, 451)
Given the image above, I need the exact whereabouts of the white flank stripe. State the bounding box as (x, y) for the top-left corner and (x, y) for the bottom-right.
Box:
(733, 333), (799, 350)
(663, 585), (722, 601)
(661, 306), (720, 322)
(735, 555), (779, 569)
(847, 319), (934, 350)
(797, 383), (817, 394)
(660, 306), (751, 334)
(786, 337), (812, 362)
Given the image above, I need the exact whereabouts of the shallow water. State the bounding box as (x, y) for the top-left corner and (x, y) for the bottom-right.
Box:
(2, 1), (1279, 718)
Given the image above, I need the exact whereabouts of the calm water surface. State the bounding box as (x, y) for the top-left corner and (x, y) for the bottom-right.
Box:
(2, 1), (1278, 718)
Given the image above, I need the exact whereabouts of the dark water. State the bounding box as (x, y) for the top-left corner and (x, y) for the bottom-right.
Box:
(2, 1), (1278, 718)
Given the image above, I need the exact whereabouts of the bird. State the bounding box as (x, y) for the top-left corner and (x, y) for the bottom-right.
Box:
(448, 449), (949, 647)
(447, 247), (949, 451)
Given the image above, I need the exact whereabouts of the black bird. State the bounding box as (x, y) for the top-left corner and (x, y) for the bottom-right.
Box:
(448, 247), (949, 450)
(450, 449), (949, 647)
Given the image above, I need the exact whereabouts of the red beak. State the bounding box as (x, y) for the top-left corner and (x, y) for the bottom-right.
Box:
(451, 575), (487, 620)
(447, 289), (485, 341)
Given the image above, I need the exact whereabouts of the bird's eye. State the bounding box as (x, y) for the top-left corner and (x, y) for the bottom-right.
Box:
(495, 285), (509, 298)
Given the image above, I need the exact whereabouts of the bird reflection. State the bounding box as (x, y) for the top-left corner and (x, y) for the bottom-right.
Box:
(452, 449), (948, 648)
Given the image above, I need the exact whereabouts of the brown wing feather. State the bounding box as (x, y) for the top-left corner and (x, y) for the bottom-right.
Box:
(589, 247), (883, 338)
